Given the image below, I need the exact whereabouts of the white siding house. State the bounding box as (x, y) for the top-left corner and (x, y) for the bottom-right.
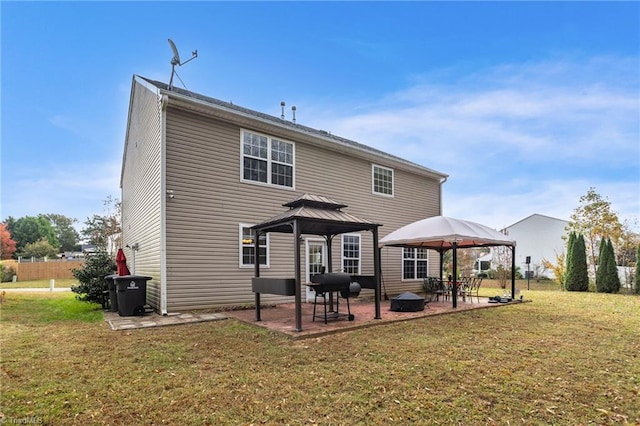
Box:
(502, 214), (569, 278)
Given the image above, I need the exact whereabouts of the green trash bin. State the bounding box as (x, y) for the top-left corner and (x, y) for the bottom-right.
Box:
(115, 275), (151, 316)
(104, 274), (119, 312)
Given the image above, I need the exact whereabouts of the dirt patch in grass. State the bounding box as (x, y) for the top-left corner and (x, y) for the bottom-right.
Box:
(1, 290), (638, 425)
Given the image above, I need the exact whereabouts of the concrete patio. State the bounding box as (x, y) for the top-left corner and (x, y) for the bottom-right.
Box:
(226, 296), (523, 339)
(104, 295), (526, 338)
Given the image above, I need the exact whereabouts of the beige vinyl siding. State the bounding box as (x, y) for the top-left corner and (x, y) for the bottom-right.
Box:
(295, 137), (441, 295)
(121, 79), (163, 309)
(163, 105), (442, 310)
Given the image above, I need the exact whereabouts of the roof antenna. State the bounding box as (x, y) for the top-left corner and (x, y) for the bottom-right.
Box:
(292, 105), (297, 123)
(168, 38), (198, 90)
(280, 101), (286, 120)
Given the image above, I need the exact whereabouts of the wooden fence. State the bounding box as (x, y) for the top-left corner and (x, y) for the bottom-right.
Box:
(2, 260), (85, 281)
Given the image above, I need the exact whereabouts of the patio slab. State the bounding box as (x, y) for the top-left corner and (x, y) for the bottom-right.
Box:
(104, 311), (228, 331)
(103, 296), (527, 336)
(226, 296), (525, 339)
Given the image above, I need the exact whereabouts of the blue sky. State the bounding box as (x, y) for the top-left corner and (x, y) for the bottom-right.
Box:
(2, 1), (639, 233)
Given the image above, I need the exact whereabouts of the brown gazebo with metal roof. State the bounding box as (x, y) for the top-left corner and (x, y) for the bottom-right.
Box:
(252, 194), (382, 332)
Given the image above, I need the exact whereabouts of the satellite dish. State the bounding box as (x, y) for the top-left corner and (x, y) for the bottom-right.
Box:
(168, 38), (181, 65)
(167, 38), (198, 90)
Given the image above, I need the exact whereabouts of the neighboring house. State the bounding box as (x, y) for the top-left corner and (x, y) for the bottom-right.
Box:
(472, 252), (493, 276)
(120, 75), (448, 314)
(500, 214), (569, 278)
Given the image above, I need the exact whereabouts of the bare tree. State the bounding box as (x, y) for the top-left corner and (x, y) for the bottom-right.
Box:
(81, 196), (122, 255)
(567, 188), (622, 280)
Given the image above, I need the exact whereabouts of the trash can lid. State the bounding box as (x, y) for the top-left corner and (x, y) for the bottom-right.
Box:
(114, 275), (153, 280)
(104, 274), (119, 279)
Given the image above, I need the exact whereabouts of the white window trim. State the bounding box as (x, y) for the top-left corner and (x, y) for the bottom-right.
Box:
(239, 223), (270, 269)
(341, 234), (361, 275)
(401, 247), (429, 281)
(240, 129), (296, 190)
(371, 164), (394, 197)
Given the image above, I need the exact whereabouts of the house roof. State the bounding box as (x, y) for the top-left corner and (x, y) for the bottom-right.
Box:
(503, 213), (569, 231)
(252, 193), (381, 236)
(135, 75), (448, 181)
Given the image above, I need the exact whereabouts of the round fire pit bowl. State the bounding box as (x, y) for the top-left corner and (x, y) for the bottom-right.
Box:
(390, 292), (425, 312)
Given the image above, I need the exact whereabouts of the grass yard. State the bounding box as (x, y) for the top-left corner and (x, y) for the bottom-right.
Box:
(1, 288), (638, 425)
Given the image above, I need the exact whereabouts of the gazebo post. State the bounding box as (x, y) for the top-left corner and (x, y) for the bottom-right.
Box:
(293, 220), (302, 332)
(452, 242), (458, 309)
(373, 228), (381, 319)
(511, 245), (516, 300)
(439, 250), (444, 282)
(254, 231), (261, 321)
(325, 235), (335, 311)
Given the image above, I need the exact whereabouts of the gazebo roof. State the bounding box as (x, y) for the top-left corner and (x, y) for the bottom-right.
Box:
(379, 215), (515, 250)
(252, 193), (381, 235)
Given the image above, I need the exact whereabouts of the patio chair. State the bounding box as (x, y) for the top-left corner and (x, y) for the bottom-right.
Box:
(467, 277), (482, 303)
(459, 277), (471, 302)
(423, 277), (447, 302)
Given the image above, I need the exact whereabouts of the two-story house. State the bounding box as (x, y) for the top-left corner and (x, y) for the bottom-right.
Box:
(121, 75), (448, 314)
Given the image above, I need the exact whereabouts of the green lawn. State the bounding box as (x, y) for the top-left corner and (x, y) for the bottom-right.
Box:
(1, 289), (638, 425)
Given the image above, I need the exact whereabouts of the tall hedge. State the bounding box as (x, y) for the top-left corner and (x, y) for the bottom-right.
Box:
(604, 239), (621, 293)
(566, 233), (589, 292)
(564, 232), (576, 291)
(596, 239), (607, 292)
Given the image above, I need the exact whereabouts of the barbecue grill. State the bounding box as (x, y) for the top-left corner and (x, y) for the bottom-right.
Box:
(309, 273), (359, 323)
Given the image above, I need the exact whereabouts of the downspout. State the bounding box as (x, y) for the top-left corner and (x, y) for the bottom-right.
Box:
(160, 93), (169, 315)
(438, 176), (448, 216)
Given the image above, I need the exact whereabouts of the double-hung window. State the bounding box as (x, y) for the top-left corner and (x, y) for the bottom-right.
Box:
(239, 224), (269, 268)
(342, 234), (361, 274)
(241, 130), (294, 188)
(372, 164), (394, 196)
(402, 247), (428, 280)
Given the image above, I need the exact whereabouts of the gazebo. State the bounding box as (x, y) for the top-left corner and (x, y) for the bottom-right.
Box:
(251, 194), (382, 332)
(379, 216), (517, 308)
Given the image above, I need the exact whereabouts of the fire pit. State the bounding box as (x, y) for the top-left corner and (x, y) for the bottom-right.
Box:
(390, 292), (425, 312)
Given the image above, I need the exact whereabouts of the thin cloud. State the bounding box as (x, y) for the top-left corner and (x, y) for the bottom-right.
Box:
(2, 161), (121, 222)
(302, 56), (639, 230)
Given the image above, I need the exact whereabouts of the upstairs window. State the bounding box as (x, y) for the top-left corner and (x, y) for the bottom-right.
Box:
(372, 164), (394, 196)
(242, 130), (294, 188)
(342, 234), (361, 274)
(239, 224), (269, 267)
(403, 247), (428, 280)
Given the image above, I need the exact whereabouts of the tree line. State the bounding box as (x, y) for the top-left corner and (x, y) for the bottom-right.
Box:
(0, 197), (122, 260)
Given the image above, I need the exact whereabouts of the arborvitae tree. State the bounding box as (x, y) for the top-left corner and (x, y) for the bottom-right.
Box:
(635, 245), (640, 295)
(566, 233), (589, 291)
(604, 239), (621, 293)
(562, 231), (576, 290)
(596, 239), (608, 292)
(565, 232), (577, 291)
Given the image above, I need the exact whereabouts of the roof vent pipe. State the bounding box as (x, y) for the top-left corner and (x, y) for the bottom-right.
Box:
(280, 101), (286, 120)
(292, 106), (297, 123)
